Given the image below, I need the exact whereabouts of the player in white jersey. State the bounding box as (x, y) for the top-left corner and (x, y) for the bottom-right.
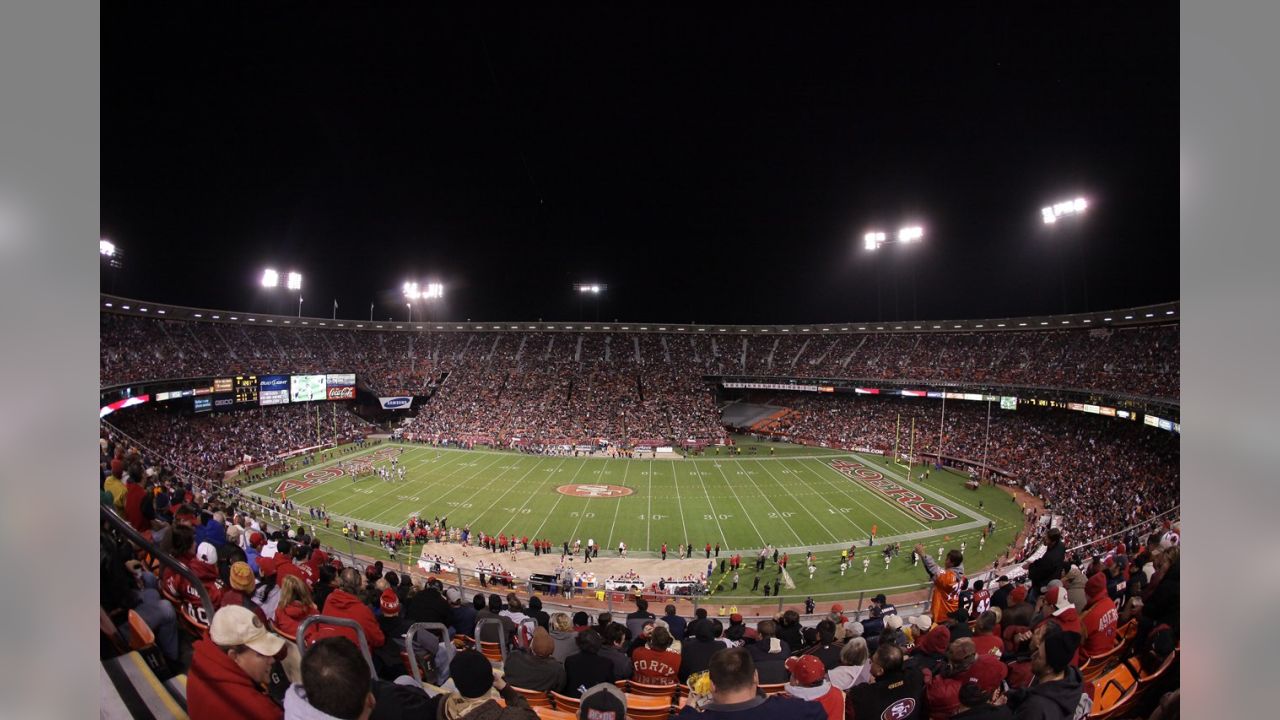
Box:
(862, 558), (870, 573)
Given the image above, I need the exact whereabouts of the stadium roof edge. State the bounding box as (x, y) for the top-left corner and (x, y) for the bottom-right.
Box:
(99, 294), (1180, 334)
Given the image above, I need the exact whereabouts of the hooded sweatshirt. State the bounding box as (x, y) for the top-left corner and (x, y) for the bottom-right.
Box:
(187, 638), (283, 720)
(906, 625), (951, 677)
(784, 680), (844, 720)
(1062, 567), (1088, 613)
(320, 589), (385, 649)
(275, 601), (321, 644)
(1078, 573), (1118, 660)
(1007, 666), (1089, 720)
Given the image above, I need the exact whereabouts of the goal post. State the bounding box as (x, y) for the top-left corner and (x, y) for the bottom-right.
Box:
(894, 413), (911, 470)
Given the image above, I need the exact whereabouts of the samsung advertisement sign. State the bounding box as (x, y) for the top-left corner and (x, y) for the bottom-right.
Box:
(378, 396), (413, 410)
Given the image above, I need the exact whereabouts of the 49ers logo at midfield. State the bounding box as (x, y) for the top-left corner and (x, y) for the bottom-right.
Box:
(829, 459), (957, 521)
(273, 446), (402, 495)
(556, 484), (634, 498)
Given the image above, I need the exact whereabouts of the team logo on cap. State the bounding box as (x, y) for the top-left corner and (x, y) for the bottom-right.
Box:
(881, 698), (916, 720)
(556, 484), (634, 498)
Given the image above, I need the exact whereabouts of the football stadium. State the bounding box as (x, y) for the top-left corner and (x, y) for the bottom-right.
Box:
(99, 7), (1179, 720)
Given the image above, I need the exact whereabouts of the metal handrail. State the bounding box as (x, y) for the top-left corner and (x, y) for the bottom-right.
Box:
(404, 622), (450, 684)
(297, 615), (378, 680)
(99, 504), (216, 625)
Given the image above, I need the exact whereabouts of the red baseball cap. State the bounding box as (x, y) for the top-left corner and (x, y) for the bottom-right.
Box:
(831, 603), (843, 613)
(785, 655), (826, 686)
(248, 531), (265, 548)
(964, 654), (1008, 693)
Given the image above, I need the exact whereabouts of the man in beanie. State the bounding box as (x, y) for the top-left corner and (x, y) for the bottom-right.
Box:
(783, 655), (843, 720)
(188, 605), (286, 719)
(1034, 586), (1081, 641)
(502, 627), (565, 692)
(675, 648), (825, 720)
(952, 655), (1012, 720)
(1005, 624), (1088, 720)
(845, 643), (927, 720)
(440, 649), (537, 720)
(578, 683), (628, 720)
(1078, 572), (1118, 661)
(906, 623), (951, 677)
(371, 588), (414, 680)
(218, 560), (269, 624)
(922, 637), (979, 720)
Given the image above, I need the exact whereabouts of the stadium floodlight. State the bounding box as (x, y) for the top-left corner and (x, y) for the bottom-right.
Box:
(864, 232), (886, 251)
(261, 268), (279, 288)
(574, 282), (607, 294)
(286, 271), (303, 291)
(897, 226), (924, 243)
(424, 282), (444, 299)
(1042, 197), (1088, 224)
(403, 281), (421, 300)
(99, 239), (115, 257)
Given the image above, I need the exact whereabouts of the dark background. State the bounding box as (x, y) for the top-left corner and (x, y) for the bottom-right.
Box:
(102, 5), (1177, 324)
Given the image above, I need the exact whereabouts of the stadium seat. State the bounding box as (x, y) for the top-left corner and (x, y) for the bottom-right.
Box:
(479, 641), (505, 664)
(535, 708), (578, 720)
(101, 651), (189, 719)
(511, 686), (553, 707)
(551, 691), (581, 713)
(1135, 649), (1177, 686)
(625, 693), (675, 720)
(627, 680), (680, 697)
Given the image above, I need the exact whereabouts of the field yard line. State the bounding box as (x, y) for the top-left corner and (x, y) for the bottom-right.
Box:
(792, 459), (901, 536)
(782, 461), (873, 539)
(705, 460), (774, 548)
(350, 449), (497, 522)
(530, 460), (593, 541)
(493, 456), (573, 536)
(441, 455), (554, 528)
(667, 460), (689, 548)
(802, 458), (930, 533)
(604, 460), (632, 551)
(285, 446), (459, 510)
(740, 459), (840, 543)
(354, 451), (510, 522)
(646, 461), (653, 551)
(690, 462), (730, 549)
(252, 446), (424, 505)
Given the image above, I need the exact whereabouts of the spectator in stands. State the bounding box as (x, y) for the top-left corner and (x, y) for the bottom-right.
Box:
(1138, 546), (1179, 651)
(100, 531), (180, 665)
(275, 574), (320, 644)
(676, 647), (825, 720)
(188, 605), (286, 719)
(444, 588), (474, 638)
(549, 613), (579, 664)
(923, 637), (979, 720)
(679, 620), (723, 683)
(845, 643), (927, 720)
(783, 655), (843, 720)
(878, 615), (908, 651)
(803, 620), (843, 670)
(122, 472), (149, 533)
(311, 564), (337, 612)
(320, 567), (385, 650)
(526, 595), (550, 630)
(502, 628), (565, 692)
(989, 577), (1014, 611)
(1026, 528), (1065, 603)
(632, 625), (681, 685)
(373, 589), (413, 680)
(563, 629), (617, 697)
(1034, 586), (1081, 641)
(1078, 572), (1118, 661)
(1062, 566), (1088, 613)
(906, 624), (951, 678)
(218, 560), (268, 624)
(686, 608), (711, 640)
(918, 546), (965, 624)
(951, 655), (1012, 720)
(405, 581), (454, 628)
(440, 649), (538, 720)
(724, 613), (756, 645)
(477, 593), (517, 645)
(599, 623), (635, 680)
(103, 458), (127, 513)
(625, 597), (656, 638)
(662, 604), (687, 640)
(827, 637), (871, 691)
(1004, 625), (1087, 720)
(284, 636), (378, 720)
(972, 611), (1004, 658)
(775, 609), (804, 651)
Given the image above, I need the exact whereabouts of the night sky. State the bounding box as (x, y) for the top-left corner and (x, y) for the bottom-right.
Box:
(102, 5), (1177, 325)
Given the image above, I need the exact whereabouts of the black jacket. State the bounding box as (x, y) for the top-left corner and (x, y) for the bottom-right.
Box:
(562, 651), (617, 697)
(680, 638), (726, 683)
(1028, 541), (1065, 591)
(845, 668), (927, 720)
(953, 703), (1014, 720)
(776, 621), (804, 653)
(1007, 666), (1087, 720)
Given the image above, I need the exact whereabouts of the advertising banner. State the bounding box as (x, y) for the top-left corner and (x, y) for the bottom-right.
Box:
(326, 386), (356, 400)
(379, 396), (413, 410)
(259, 375), (290, 406)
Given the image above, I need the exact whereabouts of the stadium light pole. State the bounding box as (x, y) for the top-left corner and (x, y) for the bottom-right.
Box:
(287, 272), (303, 317)
(100, 238), (123, 293)
(863, 227), (924, 320)
(1041, 197), (1088, 312)
(574, 283), (606, 321)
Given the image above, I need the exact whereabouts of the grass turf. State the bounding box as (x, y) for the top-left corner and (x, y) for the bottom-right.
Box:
(246, 439), (1025, 600)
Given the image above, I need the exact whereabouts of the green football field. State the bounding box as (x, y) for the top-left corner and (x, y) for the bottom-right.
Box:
(246, 437), (1026, 600)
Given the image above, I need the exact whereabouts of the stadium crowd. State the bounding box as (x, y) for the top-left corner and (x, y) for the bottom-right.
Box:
(755, 396), (1179, 552)
(101, 313), (1179, 403)
(107, 403), (376, 481)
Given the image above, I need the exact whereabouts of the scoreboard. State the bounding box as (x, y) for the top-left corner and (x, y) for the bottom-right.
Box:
(234, 375), (259, 405)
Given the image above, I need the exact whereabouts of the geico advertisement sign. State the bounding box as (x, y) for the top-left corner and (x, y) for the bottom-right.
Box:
(327, 386), (356, 400)
(379, 396), (412, 410)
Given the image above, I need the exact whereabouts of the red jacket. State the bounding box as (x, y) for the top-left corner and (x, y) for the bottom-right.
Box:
(274, 601), (320, 645)
(1079, 597), (1119, 659)
(123, 482), (148, 532)
(320, 589), (385, 649)
(972, 633), (1003, 658)
(186, 638), (282, 720)
(273, 557), (307, 587)
(924, 670), (966, 720)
